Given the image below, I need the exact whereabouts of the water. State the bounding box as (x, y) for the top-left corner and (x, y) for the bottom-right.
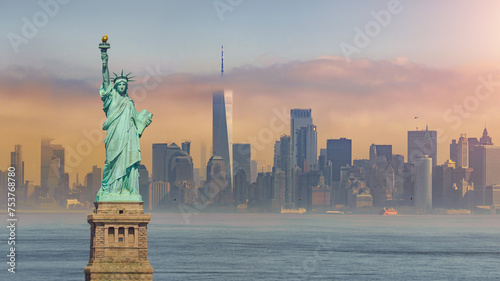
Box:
(4, 212), (500, 280)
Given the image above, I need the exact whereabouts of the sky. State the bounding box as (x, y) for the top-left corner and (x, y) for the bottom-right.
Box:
(2, 0), (500, 186)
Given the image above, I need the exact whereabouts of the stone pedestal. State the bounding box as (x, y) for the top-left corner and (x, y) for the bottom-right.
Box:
(84, 202), (153, 281)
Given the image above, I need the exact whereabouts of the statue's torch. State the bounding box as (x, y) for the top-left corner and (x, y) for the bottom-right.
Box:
(99, 34), (110, 53)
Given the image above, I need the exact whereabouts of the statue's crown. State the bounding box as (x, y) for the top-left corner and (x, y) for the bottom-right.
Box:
(113, 70), (135, 84)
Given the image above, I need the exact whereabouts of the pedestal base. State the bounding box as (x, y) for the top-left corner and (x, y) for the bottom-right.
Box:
(84, 202), (153, 281)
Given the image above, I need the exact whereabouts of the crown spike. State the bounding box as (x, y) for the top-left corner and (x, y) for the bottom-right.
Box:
(112, 70), (134, 84)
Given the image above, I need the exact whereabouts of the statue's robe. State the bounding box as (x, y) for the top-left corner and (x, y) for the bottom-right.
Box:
(98, 83), (141, 196)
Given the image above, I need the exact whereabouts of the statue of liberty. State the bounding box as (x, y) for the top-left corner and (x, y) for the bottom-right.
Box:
(96, 35), (152, 202)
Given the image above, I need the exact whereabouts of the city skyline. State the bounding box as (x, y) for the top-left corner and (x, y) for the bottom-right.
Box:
(3, 1), (500, 186)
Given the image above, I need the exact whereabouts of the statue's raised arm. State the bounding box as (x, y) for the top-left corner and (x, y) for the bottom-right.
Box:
(99, 35), (110, 89)
(102, 52), (109, 89)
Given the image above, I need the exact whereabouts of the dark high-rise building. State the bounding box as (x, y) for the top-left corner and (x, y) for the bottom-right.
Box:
(206, 155), (228, 204)
(250, 160), (257, 183)
(296, 124), (318, 171)
(40, 139), (65, 203)
(152, 143), (168, 182)
(200, 142), (207, 181)
(480, 127), (493, 145)
(327, 138), (352, 182)
(450, 140), (458, 165)
(234, 168), (248, 204)
(290, 109), (314, 169)
(213, 90), (233, 191)
(10, 145), (23, 189)
(407, 126), (437, 166)
(402, 162), (415, 204)
(169, 155), (193, 186)
(90, 165), (101, 202)
(376, 145), (392, 163)
(181, 141), (191, 155)
(275, 135), (293, 207)
(256, 172), (273, 201)
(450, 134), (468, 168)
(169, 154), (194, 204)
(296, 170), (320, 211)
(432, 162), (454, 209)
(369, 144), (392, 165)
(233, 144), (251, 183)
(273, 141), (281, 169)
(164, 143), (183, 183)
(318, 148), (327, 172)
(469, 129), (494, 189)
(139, 165), (150, 210)
(273, 169), (285, 208)
(471, 145), (500, 189)
(470, 145), (500, 206)
(10, 145), (24, 203)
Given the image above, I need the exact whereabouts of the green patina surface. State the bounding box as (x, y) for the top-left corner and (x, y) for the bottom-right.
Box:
(96, 38), (152, 202)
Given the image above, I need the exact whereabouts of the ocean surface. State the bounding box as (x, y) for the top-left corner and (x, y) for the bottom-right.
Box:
(3, 212), (500, 281)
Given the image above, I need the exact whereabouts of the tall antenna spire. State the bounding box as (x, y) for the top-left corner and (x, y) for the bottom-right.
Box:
(221, 45), (224, 77)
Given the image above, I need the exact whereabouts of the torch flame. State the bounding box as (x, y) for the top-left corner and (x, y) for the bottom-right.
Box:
(102, 35), (108, 43)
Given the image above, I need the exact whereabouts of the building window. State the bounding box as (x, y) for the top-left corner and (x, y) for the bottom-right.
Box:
(128, 227), (135, 244)
(108, 227), (115, 241)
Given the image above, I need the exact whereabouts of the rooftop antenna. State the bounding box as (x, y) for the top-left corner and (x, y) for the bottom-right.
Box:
(221, 45), (224, 77)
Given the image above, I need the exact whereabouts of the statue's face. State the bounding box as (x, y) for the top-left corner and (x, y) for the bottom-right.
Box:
(116, 81), (127, 95)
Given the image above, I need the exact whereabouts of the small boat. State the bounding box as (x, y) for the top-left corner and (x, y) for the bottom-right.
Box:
(326, 211), (344, 215)
(379, 207), (398, 215)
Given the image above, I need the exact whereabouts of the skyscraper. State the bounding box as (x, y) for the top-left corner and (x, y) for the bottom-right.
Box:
(152, 143), (168, 182)
(206, 155), (227, 204)
(296, 124), (318, 171)
(290, 109), (314, 169)
(139, 165), (150, 210)
(480, 127), (493, 145)
(84, 165), (101, 203)
(181, 141), (191, 155)
(213, 90), (233, 191)
(456, 134), (468, 168)
(40, 139), (65, 201)
(233, 143), (251, 183)
(326, 138), (352, 182)
(472, 145), (500, 189)
(369, 144), (392, 164)
(414, 155), (432, 211)
(10, 144), (24, 191)
(274, 135), (293, 207)
(450, 135), (468, 168)
(200, 142), (207, 181)
(250, 160), (257, 183)
(408, 126), (437, 166)
(432, 162), (454, 209)
(450, 139), (458, 165)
